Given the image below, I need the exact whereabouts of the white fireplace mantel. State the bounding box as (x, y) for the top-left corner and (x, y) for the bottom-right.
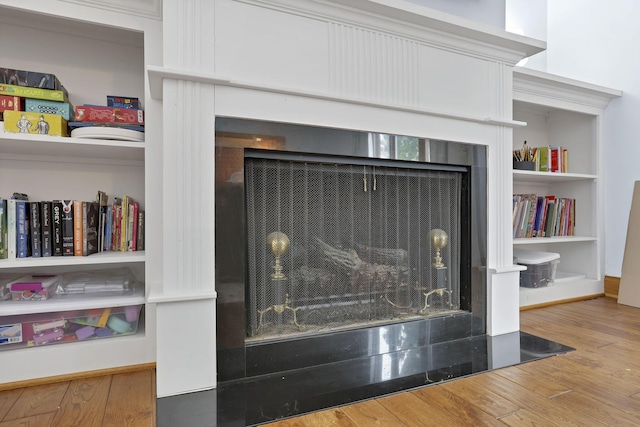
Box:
(154, 0), (546, 397)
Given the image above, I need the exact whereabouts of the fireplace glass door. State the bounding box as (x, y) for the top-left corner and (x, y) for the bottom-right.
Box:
(245, 153), (465, 341)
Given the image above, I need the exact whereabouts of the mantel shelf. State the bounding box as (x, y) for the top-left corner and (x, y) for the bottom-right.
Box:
(146, 65), (526, 128)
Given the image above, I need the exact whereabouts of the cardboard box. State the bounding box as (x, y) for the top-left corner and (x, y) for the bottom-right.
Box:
(0, 68), (65, 91)
(0, 305), (141, 350)
(0, 84), (66, 102)
(75, 105), (144, 125)
(25, 99), (73, 121)
(0, 95), (22, 113)
(3, 110), (68, 136)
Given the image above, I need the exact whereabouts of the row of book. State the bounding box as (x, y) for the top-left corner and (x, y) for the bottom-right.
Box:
(0, 192), (144, 260)
(512, 146), (568, 173)
(513, 193), (575, 239)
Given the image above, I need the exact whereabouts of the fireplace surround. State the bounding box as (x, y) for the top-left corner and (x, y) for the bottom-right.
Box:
(215, 118), (487, 381)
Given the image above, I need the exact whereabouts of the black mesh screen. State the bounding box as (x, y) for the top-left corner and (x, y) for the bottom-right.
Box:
(245, 157), (462, 340)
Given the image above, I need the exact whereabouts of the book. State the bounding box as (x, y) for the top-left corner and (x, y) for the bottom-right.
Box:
(131, 200), (139, 251)
(73, 200), (84, 256)
(52, 201), (64, 256)
(41, 201), (52, 257)
(60, 200), (74, 256)
(30, 201), (41, 257)
(7, 200), (16, 259)
(136, 210), (145, 251)
(96, 191), (108, 253)
(0, 83), (66, 102)
(104, 204), (113, 252)
(85, 201), (100, 256)
(0, 199), (6, 259)
(15, 201), (30, 258)
(120, 196), (129, 252)
(538, 146), (550, 172)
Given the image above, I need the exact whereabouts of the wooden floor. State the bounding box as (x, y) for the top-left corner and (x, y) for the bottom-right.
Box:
(0, 369), (155, 427)
(1, 296), (640, 426)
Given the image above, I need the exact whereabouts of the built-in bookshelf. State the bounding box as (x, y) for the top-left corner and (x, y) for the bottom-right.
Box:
(0, 2), (159, 384)
(512, 67), (621, 308)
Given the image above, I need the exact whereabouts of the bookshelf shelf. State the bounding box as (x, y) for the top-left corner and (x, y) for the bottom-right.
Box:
(0, 133), (144, 163)
(0, 251), (145, 270)
(513, 170), (597, 184)
(513, 67), (621, 308)
(0, 289), (145, 316)
(513, 236), (597, 245)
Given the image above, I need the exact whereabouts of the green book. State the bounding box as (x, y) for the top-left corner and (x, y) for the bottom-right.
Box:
(538, 146), (550, 172)
(0, 199), (6, 259)
(0, 83), (66, 102)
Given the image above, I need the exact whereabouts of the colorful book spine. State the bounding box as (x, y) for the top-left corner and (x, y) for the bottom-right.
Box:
(86, 202), (100, 256)
(73, 200), (84, 256)
(7, 200), (16, 259)
(41, 201), (52, 257)
(0, 84), (66, 102)
(60, 200), (74, 256)
(15, 201), (30, 258)
(52, 201), (63, 256)
(0, 199), (6, 259)
(30, 202), (41, 257)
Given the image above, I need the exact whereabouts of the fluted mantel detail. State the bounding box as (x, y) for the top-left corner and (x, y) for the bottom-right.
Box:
(329, 23), (419, 106)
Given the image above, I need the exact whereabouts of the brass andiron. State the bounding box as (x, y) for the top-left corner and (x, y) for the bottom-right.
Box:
(430, 228), (448, 269)
(266, 231), (290, 280)
(256, 293), (302, 332)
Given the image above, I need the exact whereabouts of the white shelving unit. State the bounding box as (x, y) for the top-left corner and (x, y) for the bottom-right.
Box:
(512, 67), (621, 308)
(0, 2), (159, 383)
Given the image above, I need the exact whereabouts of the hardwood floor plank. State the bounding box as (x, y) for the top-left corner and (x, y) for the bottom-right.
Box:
(440, 374), (522, 419)
(411, 384), (505, 426)
(498, 409), (563, 427)
(297, 408), (358, 427)
(551, 390), (640, 425)
(3, 383), (68, 422)
(50, 375), (111, 427)
(0, 413), (55, 427)
(0, 389), (22, 421)
(462, 371), (607, 426)
(339, 399), (407, 426)
(493, 364), (572, 398)
(376, 391), (459, 426)
(262, 418), (308, 427)
(102, 371), (154, 427)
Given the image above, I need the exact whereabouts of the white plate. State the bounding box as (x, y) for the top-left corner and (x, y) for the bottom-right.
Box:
(71, 126), (144, 142)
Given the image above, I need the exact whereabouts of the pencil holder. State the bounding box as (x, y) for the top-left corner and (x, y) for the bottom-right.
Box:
(513, 160), (535, 171)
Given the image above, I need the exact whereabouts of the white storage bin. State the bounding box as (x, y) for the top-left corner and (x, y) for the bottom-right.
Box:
(514, 249), (560, 288)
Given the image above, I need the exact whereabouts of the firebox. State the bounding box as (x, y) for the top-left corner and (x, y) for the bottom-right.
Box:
(215, 118), (487, 382)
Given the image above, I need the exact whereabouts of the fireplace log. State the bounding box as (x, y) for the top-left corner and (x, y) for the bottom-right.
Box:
(314, 237), (408, 291)
(355, 244), (409, 265)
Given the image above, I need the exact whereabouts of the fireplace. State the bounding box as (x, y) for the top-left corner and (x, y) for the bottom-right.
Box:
(215, 118), (487, 382)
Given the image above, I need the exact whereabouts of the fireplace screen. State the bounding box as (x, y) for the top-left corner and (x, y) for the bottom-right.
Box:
(245, 154), (463, 340)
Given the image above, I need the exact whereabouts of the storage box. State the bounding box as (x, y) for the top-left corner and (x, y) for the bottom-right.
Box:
(25, 99), (74, 121)
(7, 275), (61, 302)
(75, 105), (144, 125)
(0, 304), (142, 350)
(514, 249), (560, 288)
(3, 110), (68, 136)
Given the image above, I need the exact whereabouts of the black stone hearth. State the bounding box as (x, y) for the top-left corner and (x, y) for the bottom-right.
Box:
(156, 330), (573, 426)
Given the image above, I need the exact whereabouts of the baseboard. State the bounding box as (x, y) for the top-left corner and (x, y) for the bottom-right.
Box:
(605, 275), (620, 299)
(0, 362), (156, 392)
(520, 293), (605, 311)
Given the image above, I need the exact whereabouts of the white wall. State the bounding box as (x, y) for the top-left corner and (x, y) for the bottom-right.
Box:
(544, 0), (633, 277)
